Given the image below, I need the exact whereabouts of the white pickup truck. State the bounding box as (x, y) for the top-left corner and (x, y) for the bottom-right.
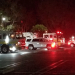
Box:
(25, 37), (58, 50)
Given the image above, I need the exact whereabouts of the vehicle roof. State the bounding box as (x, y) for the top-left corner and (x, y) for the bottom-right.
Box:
(33, 37), (45, 39)
(43, 33), (56, 35)
(26, 37), (48, 40)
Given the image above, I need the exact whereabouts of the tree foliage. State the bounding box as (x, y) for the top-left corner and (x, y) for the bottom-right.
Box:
(31, 24), (48, 36)
(0, 0), (37, 32)
(0, 25), (14, 31)
(31, 24), (48, 32)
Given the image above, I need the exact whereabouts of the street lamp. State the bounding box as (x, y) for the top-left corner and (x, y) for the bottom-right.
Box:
(2, 17), (6, 21)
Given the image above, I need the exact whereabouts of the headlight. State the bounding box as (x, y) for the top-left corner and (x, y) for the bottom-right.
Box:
(18, 42), (20, 45)
(16, 42), (20, 46)
(16, 43), (18, 46)
(10, 46), (16, 52)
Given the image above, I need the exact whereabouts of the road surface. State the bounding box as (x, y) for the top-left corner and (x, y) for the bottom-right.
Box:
(0, 47), (75, 75)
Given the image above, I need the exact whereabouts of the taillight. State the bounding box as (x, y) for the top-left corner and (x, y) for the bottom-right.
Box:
(51, 42), (56, 48)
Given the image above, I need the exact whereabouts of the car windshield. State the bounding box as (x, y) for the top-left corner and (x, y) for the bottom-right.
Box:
(26, 39), (31, 42)
(32, 39), (39, 42)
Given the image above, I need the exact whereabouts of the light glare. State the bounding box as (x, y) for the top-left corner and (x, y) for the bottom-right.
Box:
(5, 35), (9, 44)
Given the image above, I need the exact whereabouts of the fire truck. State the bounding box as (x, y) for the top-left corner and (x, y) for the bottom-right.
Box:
(68, 36), (75, 47)
(0, 31), (25, 53)
(43, 32), (65, 47)
(22, 32), (38, 39)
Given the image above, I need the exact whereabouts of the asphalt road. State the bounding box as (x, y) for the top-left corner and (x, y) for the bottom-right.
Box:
(0, 47), (75, 75)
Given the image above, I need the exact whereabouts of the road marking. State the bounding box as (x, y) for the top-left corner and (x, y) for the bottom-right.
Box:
(50, 60), (67, 70)
(32, 60), (63, 73)
(0, 62), (22, 74)
(30, 60), (68, 75)
(2, 62), (21, 68)
(38, 60), (68, 75)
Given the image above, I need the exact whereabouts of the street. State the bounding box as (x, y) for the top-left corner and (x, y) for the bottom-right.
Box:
(0, 47), (75, 75)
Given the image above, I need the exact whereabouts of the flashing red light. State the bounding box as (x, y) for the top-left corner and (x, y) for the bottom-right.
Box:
(57, 31), (59, 34)
(60, 32), (61, 34)
(57, 31), (63, 34)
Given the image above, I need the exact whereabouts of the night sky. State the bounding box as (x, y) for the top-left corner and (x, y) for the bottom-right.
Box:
(20, 0), (75, 37)
(1, 0), (75, 38)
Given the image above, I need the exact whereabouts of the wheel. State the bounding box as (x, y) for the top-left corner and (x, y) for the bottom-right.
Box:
(1, 45), (9, 53)
(28, 45), (34, 50)
(71, 43), (74, 47)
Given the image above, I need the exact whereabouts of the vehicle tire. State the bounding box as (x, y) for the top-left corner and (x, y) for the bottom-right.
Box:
(28, 45), (34, 50)
(71, 43), (75, 47)
(47, 44), (51, 50)
(1, 45), (9, 53)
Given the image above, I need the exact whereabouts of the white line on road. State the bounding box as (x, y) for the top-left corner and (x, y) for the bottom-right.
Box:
(0, 62), (22, 74)
(2, 62), (21, 68)
(37, 60), (68, 75)
(30, 60), (68, 75)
